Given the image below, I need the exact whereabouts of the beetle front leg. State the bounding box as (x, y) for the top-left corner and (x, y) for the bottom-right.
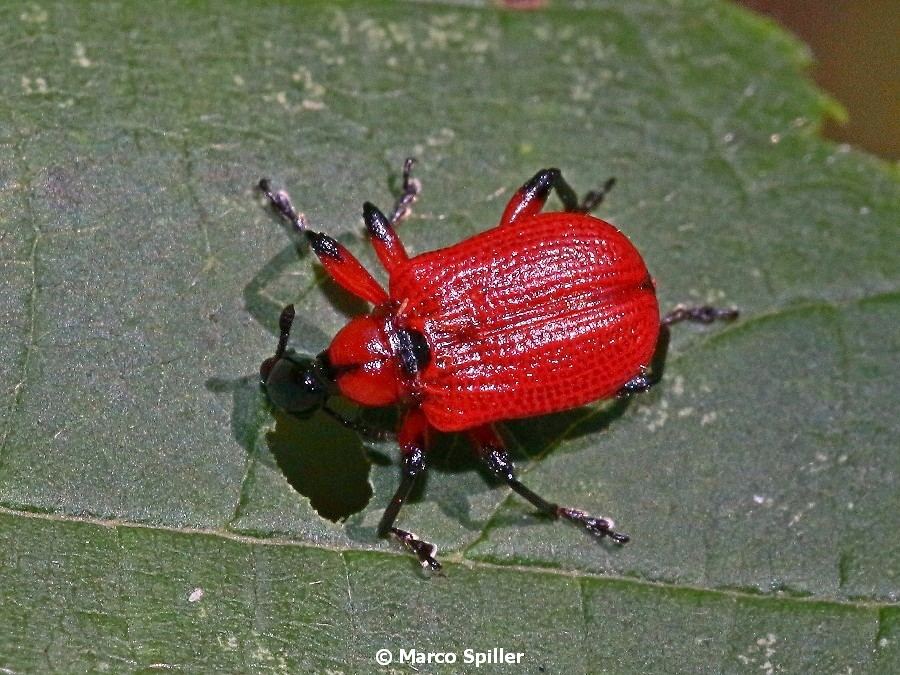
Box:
(388, 157), (421, 226)
(469, 425), (629, 544)
(362, 158), (421, 275)
(258, 179), (388, 305)
(500, 168), (616, 226)
(378, 408), (441, 571)
(363, 201), (408, 275)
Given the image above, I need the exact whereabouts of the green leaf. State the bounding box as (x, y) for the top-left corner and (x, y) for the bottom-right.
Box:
(1, 1), (897, 672)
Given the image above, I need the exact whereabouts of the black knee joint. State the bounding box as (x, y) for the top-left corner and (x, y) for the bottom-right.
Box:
(484, 446), (516, 482)
(618, 370), (654, 397)
(523, 169), (559, 200)
(402, 446), (426, 478)
(363, 201), (392, 242)
(306, 231), (341, 260)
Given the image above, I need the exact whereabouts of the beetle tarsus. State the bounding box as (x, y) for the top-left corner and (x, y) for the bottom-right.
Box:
(577, 176), (616, 213)
(617, 366), (653, 397)
(620, 305), (739, 398)
(258, 178), (307, 233)
(662, 304), (739, 326)
(390, 527), (442, 571)
(389, 156), (421, 226)
(557, 507), (630, 544)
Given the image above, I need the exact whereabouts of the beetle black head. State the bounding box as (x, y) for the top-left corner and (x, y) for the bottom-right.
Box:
(259, 304), (334, 415)
(260, 354), (332, 415)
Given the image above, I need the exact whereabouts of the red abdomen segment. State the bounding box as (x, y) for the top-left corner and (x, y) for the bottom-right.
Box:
(390, 213), (660, 432)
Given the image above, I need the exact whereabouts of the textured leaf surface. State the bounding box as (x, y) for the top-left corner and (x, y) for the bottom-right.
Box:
(0, 1), (897, 672)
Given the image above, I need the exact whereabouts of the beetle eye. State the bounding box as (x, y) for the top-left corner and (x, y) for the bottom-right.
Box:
(395, 328), (431, 377)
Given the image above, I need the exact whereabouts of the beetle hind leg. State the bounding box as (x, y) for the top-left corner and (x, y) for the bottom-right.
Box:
(470, 425), (629, 545)
(618, 304), (740, 399)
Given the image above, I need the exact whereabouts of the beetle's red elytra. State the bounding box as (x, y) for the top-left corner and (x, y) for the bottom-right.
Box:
(258, 159), (737, 571)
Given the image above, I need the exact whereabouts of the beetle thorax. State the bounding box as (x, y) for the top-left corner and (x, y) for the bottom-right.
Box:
(326, 308), (430, 408)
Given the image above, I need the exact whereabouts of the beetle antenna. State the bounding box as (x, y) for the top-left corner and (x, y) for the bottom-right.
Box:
(321, 404), (394, 442)
(275, 304), (295, 358)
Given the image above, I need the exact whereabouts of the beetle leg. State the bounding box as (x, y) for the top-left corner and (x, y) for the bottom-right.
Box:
(500, 168), (616, 226)
(470, 425), (629, 544)
(388, 157), (420, 226)
(617, 367), (655, 397)
(616, 324), (671, 398)
(662, 304), (739, 326)
(320, 405), (395, 442)
(576, 177), (617, 213)
(378, 408), (441, 571)
(363, 201), (408, 275)
(617, 305), (739, 398)
(362, 158), (420, 274)
(258, 179), (388, 305)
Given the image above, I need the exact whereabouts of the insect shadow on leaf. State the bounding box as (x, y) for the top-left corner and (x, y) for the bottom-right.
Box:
(209, 212), (390, 521)
(206, 366), (378, 523)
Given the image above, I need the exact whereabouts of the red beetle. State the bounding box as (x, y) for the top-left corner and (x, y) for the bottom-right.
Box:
(258, 159), (736, 570)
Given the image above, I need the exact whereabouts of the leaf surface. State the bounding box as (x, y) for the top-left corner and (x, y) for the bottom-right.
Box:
(0, 1), (897, 672)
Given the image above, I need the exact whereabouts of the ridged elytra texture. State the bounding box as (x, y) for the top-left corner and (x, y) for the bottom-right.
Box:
(390, 212), (659, 431)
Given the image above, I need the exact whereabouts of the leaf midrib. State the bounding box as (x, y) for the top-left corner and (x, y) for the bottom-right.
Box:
(1, 504), (891, 610)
